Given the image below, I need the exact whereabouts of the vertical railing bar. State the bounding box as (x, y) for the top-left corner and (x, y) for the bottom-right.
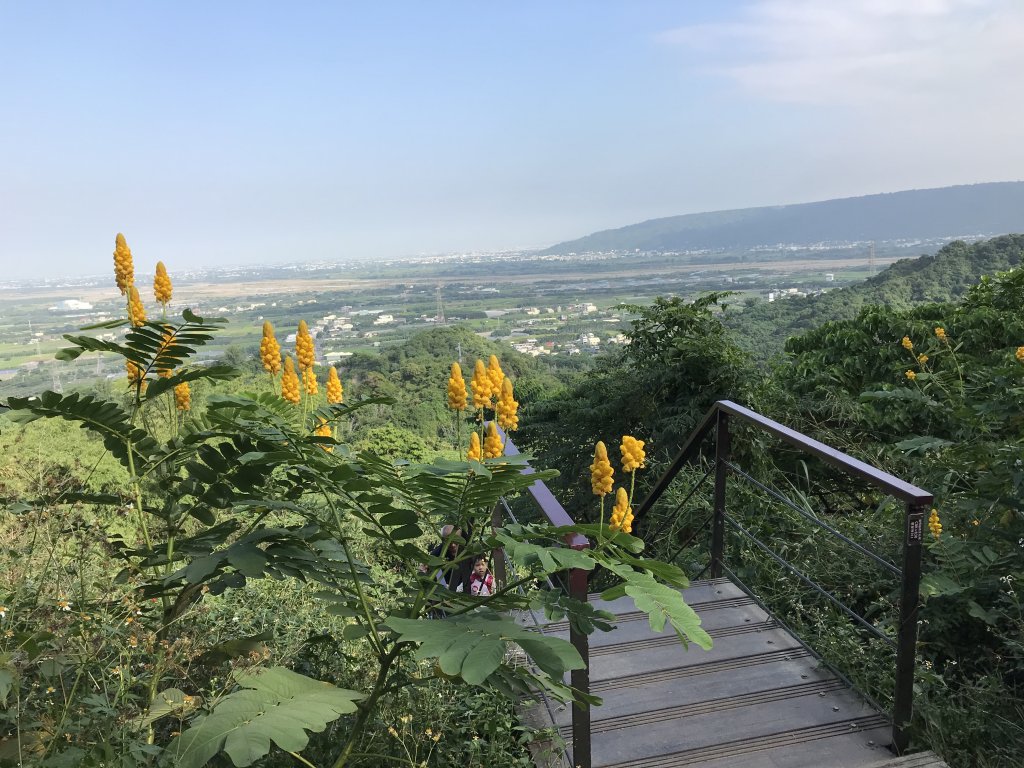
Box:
(710, 412), (730, 578)
(892, 502), (926, 754)
(568, 564), (591, 768)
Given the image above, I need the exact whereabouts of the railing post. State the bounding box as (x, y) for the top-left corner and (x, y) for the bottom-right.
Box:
(490, 502), (506, 590)
(568, 563), (591, 768)
(892, 502), (925, 753)
(710, 411), (730, 578)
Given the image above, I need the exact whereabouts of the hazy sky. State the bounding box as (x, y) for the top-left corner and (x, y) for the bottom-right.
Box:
(2, 1), (1023, 280)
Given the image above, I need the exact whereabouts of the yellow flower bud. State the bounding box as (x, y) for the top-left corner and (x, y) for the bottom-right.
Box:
(609, 487), (633, 533)
(153, 261), (173, 305)
(620, 435), (645, 473)
(496, 376), (518, 431)
(483, 421), (503, 459)
(174, 381), (191, 411)
(486, 355), (504, 402)
(905, 370), (916, 381)
(126, 360), (148, 393)
(314, 417), (332, 452)
(467, 431), (482, 461)
(1016, 346), (1024, 363)
(295, 320), (315, 371)
(303, 366), (318, 396)
(590, 442), (614, 497)
(113, 233), (134, 295)
(471, 359), (491, 410)
(260, 321), (282, 375)
(281, 356), (300, 404)
(156, 325), (174, 378)
(447, 363), (467, 411)
(928, 508), (942, 539)
(128, 286), (147, 327)
(934, 327), (947, 341)
(326, 366), (344, 404)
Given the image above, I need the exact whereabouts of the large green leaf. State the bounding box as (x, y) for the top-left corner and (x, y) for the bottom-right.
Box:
(387, 612), (584, 685)
(166, 667), (362, 768)
(610, 569), (713, 650)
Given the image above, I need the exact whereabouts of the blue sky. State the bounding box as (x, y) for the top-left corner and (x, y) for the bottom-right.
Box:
(2, 1), (1022, 279)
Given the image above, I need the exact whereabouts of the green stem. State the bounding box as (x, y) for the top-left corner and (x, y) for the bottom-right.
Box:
(288, 750), (320, 768)
(331, 647), (400, 768)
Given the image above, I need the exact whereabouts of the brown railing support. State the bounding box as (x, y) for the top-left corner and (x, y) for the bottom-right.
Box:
(710, 412), (730, 578)
(892, 502), (926, 753)
(634, 400), (933, 757)
(568, 564), (592, 768)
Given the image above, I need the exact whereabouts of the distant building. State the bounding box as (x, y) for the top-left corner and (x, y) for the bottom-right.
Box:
(50, 299), (93, 311)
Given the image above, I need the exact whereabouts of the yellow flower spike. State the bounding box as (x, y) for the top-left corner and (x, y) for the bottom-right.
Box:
(928, 508), (942, 539)
(471, 359), (491, 410)
(259, 321), (282, 375)
(447, 363), (468, 411)
(1016, 346), (1024, 363)
(905, 370), (916, 381)
(934, 327), (947, 342)
(153, 261), (173, 305)
(302, 366), (319, 396)
(126, 360), (148, 393)
(483, 421), (503, 459)
(486, 355), (504, 401)
(496, 376), (519, 431)
(620, 436), (646, 473)
(326, 366), (344, 404)
(127, 285), (147, 327)
(917, 353), (929, 365)
(156, 325), (174, 378)
(314, 417), (332, 452)
(174, 381), (191, 411)
(295, 320), (315, 371)
(901, 336), (913, 351)
(590, 442), (614, 497)
(280, 356), (300, 404)
(113, 233), (134, 295)
(467, 431), (482, 461)
(609, 487), (631, 533)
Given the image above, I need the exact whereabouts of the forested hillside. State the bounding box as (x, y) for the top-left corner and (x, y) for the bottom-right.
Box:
(726, 234), (1024, 360)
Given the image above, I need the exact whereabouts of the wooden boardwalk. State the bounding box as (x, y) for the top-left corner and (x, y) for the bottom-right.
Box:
(519, 577), (949, 768)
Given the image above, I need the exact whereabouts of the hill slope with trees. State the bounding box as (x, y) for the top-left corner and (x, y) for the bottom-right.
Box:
(726, 234), (1024, 360)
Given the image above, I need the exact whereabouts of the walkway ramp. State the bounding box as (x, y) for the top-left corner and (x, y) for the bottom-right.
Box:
(520, 577), (948, 768)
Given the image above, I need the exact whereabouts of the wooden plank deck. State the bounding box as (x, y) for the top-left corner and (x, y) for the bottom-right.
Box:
(518, 577), (949, 768)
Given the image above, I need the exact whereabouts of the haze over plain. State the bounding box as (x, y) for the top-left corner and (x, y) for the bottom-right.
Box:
(1, 1), (1023, 280)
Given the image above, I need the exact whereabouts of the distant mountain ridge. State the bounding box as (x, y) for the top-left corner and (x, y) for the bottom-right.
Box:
(544, 182), (1024, 254)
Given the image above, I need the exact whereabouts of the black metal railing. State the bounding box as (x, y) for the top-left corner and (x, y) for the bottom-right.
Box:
(499, 432), (592, 768)
(635, 400), (932, 755)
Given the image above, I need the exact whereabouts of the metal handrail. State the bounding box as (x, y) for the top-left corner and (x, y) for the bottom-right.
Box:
(635, 400), (932, 756)
(498, 428), (592, 768)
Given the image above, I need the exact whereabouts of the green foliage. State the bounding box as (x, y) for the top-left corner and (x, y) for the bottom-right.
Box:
(167, 667), (362, 768)
(728, 234), (1024, 361)
(1, 293), (706, 767)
